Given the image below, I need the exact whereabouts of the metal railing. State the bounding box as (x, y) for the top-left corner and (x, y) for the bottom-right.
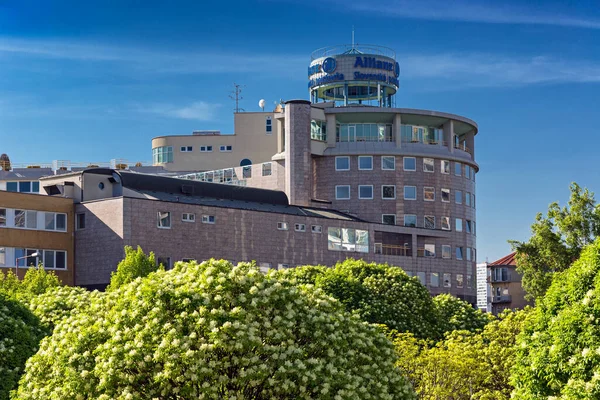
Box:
(311, 44), (396, 60)
(374, 244), (412, 257)
(454, 143), (472, 155)
(490, 295), (512, 304)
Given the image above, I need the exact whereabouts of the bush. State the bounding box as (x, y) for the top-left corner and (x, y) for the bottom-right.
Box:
(433, 294), (491, 335)
(279, 259), (440, 339)
(0, 267), (61, 302)
(15, 260), (415, 399)
(106, 246), (160, 291)
(0, 294), (47, 400)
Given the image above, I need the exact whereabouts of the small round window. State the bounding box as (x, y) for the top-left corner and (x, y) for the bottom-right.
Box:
(240, 158), (252, 166)
(98, 182), (105, 190)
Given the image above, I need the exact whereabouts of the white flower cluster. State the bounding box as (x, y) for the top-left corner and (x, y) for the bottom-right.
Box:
(15, 260), (416, 399)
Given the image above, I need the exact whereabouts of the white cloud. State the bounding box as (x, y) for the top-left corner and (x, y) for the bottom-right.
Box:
(139, 101), (221, 121)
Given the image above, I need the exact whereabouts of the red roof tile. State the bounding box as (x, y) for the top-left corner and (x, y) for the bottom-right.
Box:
(489, 252), (517, 266)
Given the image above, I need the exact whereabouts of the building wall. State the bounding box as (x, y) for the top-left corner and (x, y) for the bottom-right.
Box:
(0, 192), (74, 284)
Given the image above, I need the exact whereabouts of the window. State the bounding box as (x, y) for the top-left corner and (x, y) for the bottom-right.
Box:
(466, 247), (472, 261)
(403, 157), (416, 171)
(336, 185), (350, 200)
(455, 162), (462, 176)
(14, 210), (37, 229)
(443, 273), (451, 288)
(337, 123), (392, 142)
(441, 188), (450, 202)
(359, 185), (373, 199)
(152, 146), (173, 164)
(381, 156), (395, 170)
(465, 220), (472, 234)
(180, 146), (193, 152)
(6, 182), (17, 192)
(424, 244), (436, 257)
(430, 272), (439, 287)
(311, 120), (327, 141)
(472, 221), (476, 235)
(76, 213), (85, 230)
(382, 185), (396, 199)
(467, 275), (472, 289)
(157, 257), (171, 270)
(262, 162), (272, 176)
(220, 145), (233, 152)
(278, 263), (290, 269)
(442, 245), (451, 259)
(311, 225), (322, 233)
(243, 166), (251, 178)
(201, 215), (215, 224)
(295, 223), (306, 232)
(465, 192), (471, 207)
(0, 209), (5, 227)
(456, 218), (463, 232)
(14, 210), (25, 228)
(424, 215), (435, 229)
(465, 165), (471, 179)
(45, 213), (55, 230)
(266, 117), (272, 133)
(417, 272), (426, 285)
(404, 186), (416, 200)
(182, 213), (196, 222)
(441, 216), (450, 230)
(10, 181), (39, 193)
(200, 146), (213, 152)
(327, 227), (369, 253)
(404, 214), (417, 228)
(358, 156), (373, 170)
(423, 187), (435, 201)
(19, 181), (31, 193)
(423, 158), (434, 172)
(455, 190), (463, 204)
(277, 222), (288, 230)
(456, 247), (464, 260)
(157, 211), (171, 228)
(472, 194), (476, 208)
(441, 160), (450, 174)
(456, 274), (464, 288)
(335, 156), (350, 171)
(382, 214), (396, 225)
(0, 247), (4, 266)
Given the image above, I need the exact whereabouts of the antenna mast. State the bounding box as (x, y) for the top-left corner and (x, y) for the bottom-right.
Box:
(352, 26), (355, 49)
(229, 83), (245, 113)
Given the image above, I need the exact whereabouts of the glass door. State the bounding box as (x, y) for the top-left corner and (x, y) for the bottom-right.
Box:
(348, 125), (356, 142)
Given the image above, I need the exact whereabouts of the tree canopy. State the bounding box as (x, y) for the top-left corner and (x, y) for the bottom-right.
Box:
(106, 245), (160, 291)
(433, 293), (491, 335)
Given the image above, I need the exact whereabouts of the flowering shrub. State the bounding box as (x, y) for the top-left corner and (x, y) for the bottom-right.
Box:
(15, 259), (416, 399)
(0, 267), (61, 302)
(27, 286), (102, 330)
(279, 259), (440, 339)
(106, 245), (159, 291)
(0, 294), (47, 400)
(433, 293), (490, 334)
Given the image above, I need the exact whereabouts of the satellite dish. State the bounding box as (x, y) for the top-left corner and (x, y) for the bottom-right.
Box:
(259, 99), (266, 111)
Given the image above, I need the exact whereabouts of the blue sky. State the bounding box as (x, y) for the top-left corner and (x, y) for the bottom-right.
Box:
(1, 0), (600, 262)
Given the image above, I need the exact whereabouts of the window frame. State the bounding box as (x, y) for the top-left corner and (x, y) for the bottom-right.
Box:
(455, 162), (462, 176)
(442, 245), (451, 259)
(335, 156), (350, 171)
(381, 156), (395, 170)
(381, 185), (396, 200)
(456, 218), (463, 232)
(76, 213), (85, 230)
(424, 244), (436, 257)
(441, 160), (450, 174)
(403, 185), (417, 200)
(423, 158), (434, 173)
(358, 185), (373, 200)
(311, 225), (322, 234)
(294, 223), (306, 232)
(403, 157), (416, 171)
(262, 162), (272, 176)
(335, 185), (351, 200)
(441, 188), (450, 203)
(277, 222), (289, 231)
(423, 187), (435, 201)
(404, 214), (417, 228)
(424, 215), (435, 229)
(182, 213), (196, 223)
(441, 216), (450, 231)
(430, 272), (439, 287)
(157, 211), (171, 229)
(443, 273), (452, 288)
(201, 215), (215, 224)
(358, 156), (373, 170)
(455, 190), (463, 204)
(382, 214), (396, 225)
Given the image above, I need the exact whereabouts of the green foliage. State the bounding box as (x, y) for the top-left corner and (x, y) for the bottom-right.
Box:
(0, 267), (61, 302)
(433, 293), (491, 335)
(278, 259), (440, 339)
(510, 183), (600, 301)
(0, 294), (47, 400)
(16, 259), (416, 399)
(106, 245), (159, 292)
(512, 239), (600, 399)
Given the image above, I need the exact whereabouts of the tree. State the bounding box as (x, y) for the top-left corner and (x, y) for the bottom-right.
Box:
(278, 259), (441, 339)
(433, 294), (491, 335)
(15, 259), (416, 399)
(0, 294), (47, 400)
(106, 245), (160, 291)
(510, 183), (600, 301)
(0, 267), (61, 303)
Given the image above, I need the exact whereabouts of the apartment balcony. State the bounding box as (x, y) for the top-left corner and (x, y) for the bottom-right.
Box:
(489, 295), (512, 304)
(489, 273), (513, 283)
(374, 243), (412, 257)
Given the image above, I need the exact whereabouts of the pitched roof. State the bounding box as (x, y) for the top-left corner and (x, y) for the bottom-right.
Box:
(489, 252), (517, 266)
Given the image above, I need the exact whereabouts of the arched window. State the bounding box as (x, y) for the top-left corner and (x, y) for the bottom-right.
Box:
(240, 158), (252, 166)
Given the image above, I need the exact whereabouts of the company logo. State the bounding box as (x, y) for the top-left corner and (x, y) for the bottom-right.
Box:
(322, 57), (337, 74)
(394, 61), (400, 77)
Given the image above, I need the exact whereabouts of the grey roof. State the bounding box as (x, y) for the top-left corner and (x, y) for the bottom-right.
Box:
(0, 168), (54, 180)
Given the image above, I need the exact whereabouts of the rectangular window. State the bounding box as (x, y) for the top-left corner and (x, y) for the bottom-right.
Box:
(465, 220), (472, 234)
(328, 227), (342, 250)
(0, 209), (5, 227)
(404, 214), (417, 228)
(472, 221), (476, 235)
(472, 194), (476, 209)
(219, 145), (233, 152)
(201, 215), (215, 224)
(327, 227), (369, 253)
(56, 251), (66, 269)
(456, 274), (464, 288)
(180, 146), (193, 152)
(278, 263), (290, 269)
(441, 188), (450, 202)
(441, 216), (450, 230)
(32, 182), (40, 193)
(44, 250), (55, 269)
(442, 245), (451, 259)
(243, 166), (251, 178)
(465, 165), (471, 179)
(182, 213), (196, 222)
(424, 215), (435, 229)
(403, 157), (416, 171)
(14, 210), (25, 228)
(19, 181), (31, 193)
(266, 117), (272, 133)
(335, 156), (350, 171)
(456, 218), (463, 232)
(382, 214), (396, 225)
(443, 273), (451, 288)
(157, 211), (171, 229)
(336, 185), (351, 200)
(455, 190), (463, 204)
(430, 272), (439, 287)
(295, 223), (306, 232)
(26, 211), (37, 229)
(381, 156), (395, 170)
(45, 213), (56, 230)
(466, 247), (472, 261)
(465, 192), (471, 207)
(455, 162), (462, 176)
(423, 187), (435, 201)
(0, 247), (5, 266)
(467, 275), (472, 289)
(417, 272), (426, 285)
(382, 185), (396, 200)
(456, 247), (464, 260)
(7, 182), (18, 192)
(359, 185), (373, 199)
(358, 156), (373, 170)
(158, 257), (171, 270)
(311, 225), (322, 233)
(404, 186), (416, 200)
(423, 158), (434, 173)
(200, 146), (213, 152)
(76, 213), (86, 230)
(262, 162), (272, 176)
(152, 146), (174, 163)
(277, 222), (288, 230)
(441, 160), (450, 174)
(56, 214), (66, 231)
(424, 244), (436, 257)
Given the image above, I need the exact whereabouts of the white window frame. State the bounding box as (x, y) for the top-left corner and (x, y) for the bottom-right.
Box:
(430, 272), (439, 287)
(277, 222), (289, 231)
(335, 156), (350, 171)
(200, 146), (213, 152)
(441, 160), (450, 174)
(404, 214), (417, 228)
(423, 158), (434, 173)
(219, 145), (232, 152)
(443, 273), (452, 288)
(403, 186), (417, 200)
(403, 157), (416, 171)
(382, 185), (396, 200)
(311, 225), (322, 234)
(266, 116), (273, 134)
(382, 214), (396, 225)
(381, 156), (395, 170)
(182, 213), (196, 223)
(441, 216), (450, 231)
(201, 215), (215, 224)
(423, 187), (435, 202)
(358, 185), (373, 199)
(335, 185), (351, 200)
(424, 215), (435, 229)
(180, 146), (193, 152)
(295, 223), (306, 232)
(157, 212), (171, 229)
(358, 156), (373, 170)
(424, 244), (436, 258)
(442, 245), (451, 259)
(441, 188), (450, 203)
